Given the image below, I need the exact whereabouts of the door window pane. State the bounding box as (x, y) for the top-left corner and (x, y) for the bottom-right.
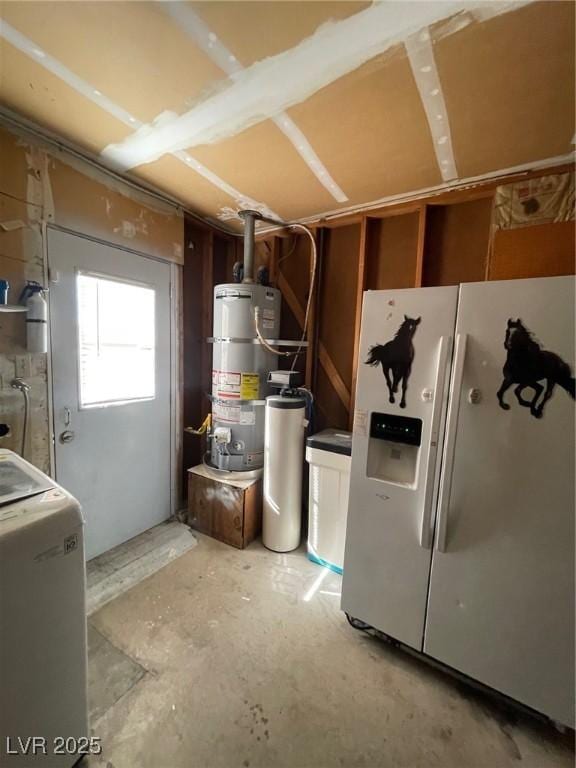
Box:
(77, 273), (155, 407)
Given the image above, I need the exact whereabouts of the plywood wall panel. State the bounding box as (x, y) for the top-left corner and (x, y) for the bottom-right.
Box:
(423, 199), (492, 287)
(434, 1), (575, 178)
(366, 213), (419, 290)
(489, 222), (576, 282)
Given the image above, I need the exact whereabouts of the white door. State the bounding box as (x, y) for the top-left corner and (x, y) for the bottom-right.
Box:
(341, 286), (458, 649)
(425, 276), (575, 726)
(48, 228), (172, 560)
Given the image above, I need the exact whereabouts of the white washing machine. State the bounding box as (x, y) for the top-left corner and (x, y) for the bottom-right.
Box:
(0, 449), (88, 766)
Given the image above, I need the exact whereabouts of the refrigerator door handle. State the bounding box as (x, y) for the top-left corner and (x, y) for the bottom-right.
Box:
(420, 335), (451, 549)
(435, 332), (468, 553)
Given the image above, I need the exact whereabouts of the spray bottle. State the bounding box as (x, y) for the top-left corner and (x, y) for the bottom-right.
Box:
(19, 281), (48, 354)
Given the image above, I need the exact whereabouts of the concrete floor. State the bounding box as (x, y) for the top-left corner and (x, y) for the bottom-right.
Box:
(88, 533), (574, 768)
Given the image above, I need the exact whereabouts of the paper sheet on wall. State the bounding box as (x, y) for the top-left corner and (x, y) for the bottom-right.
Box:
(494, 172), (575, 230)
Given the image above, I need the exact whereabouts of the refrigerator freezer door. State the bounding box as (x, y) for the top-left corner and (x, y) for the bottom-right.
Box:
(425, 276), (575, 726)
(341, 286), (458, 649)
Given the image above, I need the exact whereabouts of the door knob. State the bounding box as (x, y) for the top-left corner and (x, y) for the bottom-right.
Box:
(59, 430), (75, 444)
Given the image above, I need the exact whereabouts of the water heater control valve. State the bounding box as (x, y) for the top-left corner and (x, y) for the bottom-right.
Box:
(213, 427), (232, 445)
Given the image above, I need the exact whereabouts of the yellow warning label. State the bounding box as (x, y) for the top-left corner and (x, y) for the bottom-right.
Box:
(240, 373), (259, 400)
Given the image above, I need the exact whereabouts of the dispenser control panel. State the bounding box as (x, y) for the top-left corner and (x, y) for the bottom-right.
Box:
(369, 413), (422, 447)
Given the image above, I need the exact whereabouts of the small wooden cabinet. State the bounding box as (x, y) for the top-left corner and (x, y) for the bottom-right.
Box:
(186, 465), (262, 549)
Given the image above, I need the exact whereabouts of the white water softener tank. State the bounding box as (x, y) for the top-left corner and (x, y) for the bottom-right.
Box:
(211, 284), (281, 471)
(263, 395), (306, 552)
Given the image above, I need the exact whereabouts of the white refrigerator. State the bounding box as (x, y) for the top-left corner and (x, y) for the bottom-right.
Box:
(341, 276), (575, 727)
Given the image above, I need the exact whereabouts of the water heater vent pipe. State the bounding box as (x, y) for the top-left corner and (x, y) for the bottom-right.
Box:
(238, 209), (262, 284)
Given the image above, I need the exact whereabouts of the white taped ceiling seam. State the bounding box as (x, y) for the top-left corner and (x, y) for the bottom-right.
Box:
(101, 1), (536, 170)
(404, 28), (458, 183)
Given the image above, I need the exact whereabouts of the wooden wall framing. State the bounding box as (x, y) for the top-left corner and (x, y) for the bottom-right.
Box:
(183, 162), (575, 472)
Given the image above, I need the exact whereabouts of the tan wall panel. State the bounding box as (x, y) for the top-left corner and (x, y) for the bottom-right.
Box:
(0, 124), (184, 270)
(193, 1), (369, 67)
(1, 1), (223, 123)
(287, 53), (441, 207)
(50, 162), (184, 264)
(0, 125), (28, 203)
(190, 121), (337, 220)
(434, 1), (575, 178)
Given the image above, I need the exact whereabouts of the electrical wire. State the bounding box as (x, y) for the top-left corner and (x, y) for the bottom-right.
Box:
(287, 223), (317, 371)
(253, 222), (318, 366)
(277, 235), (298, 265)
(254, 308), (296, 357)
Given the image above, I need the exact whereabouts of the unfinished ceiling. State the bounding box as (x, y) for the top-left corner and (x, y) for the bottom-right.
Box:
(0, 1), (574, 231)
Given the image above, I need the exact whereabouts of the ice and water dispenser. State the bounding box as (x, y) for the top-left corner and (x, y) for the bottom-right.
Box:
(366, 412), (422, 486)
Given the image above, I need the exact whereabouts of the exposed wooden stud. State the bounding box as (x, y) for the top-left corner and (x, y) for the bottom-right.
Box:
(270, 236), (280, 287)
(304, 230), (319, 389)
(201, 230), (214, 416)
(348, 216), (369, 429)
(319, 344), (351, 409)
(484, 198), (497, 281)
(415, 204), (427, 288)
(280, 260), (349, 410)
(311, 228), (326, 399)
(278, 272), (305, 327)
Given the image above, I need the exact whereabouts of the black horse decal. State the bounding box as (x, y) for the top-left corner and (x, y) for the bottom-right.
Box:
(497, 318), (575, 419)
(366, 315), (421, 408)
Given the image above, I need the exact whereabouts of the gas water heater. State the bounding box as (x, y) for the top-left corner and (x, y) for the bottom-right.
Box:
(209, 282), (281, 471)
(199, 209), (315, 476)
